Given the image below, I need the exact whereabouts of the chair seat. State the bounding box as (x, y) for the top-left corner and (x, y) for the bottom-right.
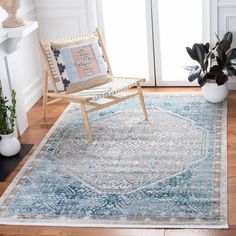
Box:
(72, 77), (145, 101)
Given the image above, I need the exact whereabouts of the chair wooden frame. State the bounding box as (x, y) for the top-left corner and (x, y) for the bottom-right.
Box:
(40, 28), (148, 143)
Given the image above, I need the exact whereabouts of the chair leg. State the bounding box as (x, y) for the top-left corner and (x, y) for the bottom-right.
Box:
(43, 70), (48, 118)
(137, 83), (148, 120)
(80, 103), (93, 143)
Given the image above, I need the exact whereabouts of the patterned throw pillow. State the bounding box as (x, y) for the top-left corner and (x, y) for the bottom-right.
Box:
(47, 35), (111, 93)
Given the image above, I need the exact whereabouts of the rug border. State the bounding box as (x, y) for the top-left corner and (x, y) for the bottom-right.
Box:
(0, 93), (228, 229)
(221, 99), (228, 228)
(0, 220), (229, 229)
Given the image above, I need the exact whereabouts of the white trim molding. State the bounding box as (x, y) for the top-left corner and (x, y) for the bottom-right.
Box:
(23, 76), (43, 111)
(218, 0), (236, 7)
(229, 80), (236, 90)
(217, 0), (236, 90)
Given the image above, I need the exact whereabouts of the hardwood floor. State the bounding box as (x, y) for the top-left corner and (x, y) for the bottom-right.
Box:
(0, 88), (235, 236)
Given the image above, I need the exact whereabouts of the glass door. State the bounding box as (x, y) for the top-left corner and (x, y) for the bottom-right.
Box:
(96, 0), (155, 86)
(96, 0), (210, 86)
(152, 0), (209, 86)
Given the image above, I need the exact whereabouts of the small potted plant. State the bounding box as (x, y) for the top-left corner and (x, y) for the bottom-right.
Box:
(186, 32), (236, 103)
(0, 88), (21, 156)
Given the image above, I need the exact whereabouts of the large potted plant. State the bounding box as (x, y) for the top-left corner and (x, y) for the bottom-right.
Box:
(0, 88), (21, 156)
(186, 32), (236, 103)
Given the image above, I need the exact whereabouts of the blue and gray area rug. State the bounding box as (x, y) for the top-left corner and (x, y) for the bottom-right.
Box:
(0, 93), (227, 228)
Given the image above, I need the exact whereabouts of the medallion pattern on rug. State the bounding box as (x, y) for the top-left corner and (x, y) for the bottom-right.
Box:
(0, 94), (227, 228)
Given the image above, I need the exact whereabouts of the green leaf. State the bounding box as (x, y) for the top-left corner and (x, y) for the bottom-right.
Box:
(202, 43), (210, 53)
(216, 57), (225, 70)
(198, 74), (208, 86)
(203, 51), (212, 66)
(206, 72), (215, 80)
(192, 43), (205, 67)
(227, 48), (236, 61)
(230, 59), (236, 65)
(223, 31), (233, 45)
(221, 51), (227, 62)
(209, 65), (221, 75)
(216, 72), (228, 85)
(188, 68), (202, 82)
(219, 40), (231, 53)
(184, 65), (199, 71)
(0, 88), (16, 134)
(226, 66), (236, 76)
(186, 47), (197, 60)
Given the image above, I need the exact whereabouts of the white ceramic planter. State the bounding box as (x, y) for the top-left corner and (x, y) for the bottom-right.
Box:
(0, 132), (21, 156)
(202, 82), (229, 103)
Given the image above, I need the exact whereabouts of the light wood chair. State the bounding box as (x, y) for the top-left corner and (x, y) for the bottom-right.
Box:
(40, 28), (148, 143)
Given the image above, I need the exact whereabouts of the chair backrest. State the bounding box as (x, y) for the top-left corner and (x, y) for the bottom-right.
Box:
(40, 28), (113, 94)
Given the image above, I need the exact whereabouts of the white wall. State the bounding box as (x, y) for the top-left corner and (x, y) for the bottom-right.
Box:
(217, 0), (236, 89)
(35, 0), (94, 91)
(0, 0), (43, 111)
(35, 0), (95, 41)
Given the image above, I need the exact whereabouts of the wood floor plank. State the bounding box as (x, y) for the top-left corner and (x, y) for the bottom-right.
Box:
(165, 229), (236, 236)
(0, 225), (22, 235)
(18, 227), (164, 236)
(0, 88), (235, 236)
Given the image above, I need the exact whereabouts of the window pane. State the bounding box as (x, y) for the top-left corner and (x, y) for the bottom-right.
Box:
(158, 0), (202, 81)
(101, 0), (149, 79)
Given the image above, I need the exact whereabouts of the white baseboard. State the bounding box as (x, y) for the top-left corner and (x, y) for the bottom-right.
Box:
(229, 81), (236, 90)
(23, 76), (43, 111)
